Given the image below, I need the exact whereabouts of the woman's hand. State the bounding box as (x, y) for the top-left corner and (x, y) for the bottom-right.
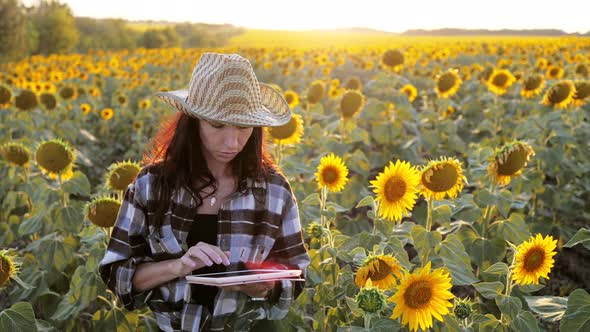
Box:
(174, 242), (230, 278)
(222, 280), (275, 298)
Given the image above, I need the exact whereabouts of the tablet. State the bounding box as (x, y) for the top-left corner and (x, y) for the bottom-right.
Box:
(186, 269), (303, 286)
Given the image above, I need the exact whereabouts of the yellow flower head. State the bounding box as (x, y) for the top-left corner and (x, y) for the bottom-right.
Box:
(0, 249), (20, 288)
(85, 196), (122, 228)
(420, 157), (466, 201)
(370, 160), (421, 222)
(521, 74), (546, 98)
(487, 69), (516, 95)
(1, 142), (31, 168)
(488, 141), (535, 186)
(355, 254), (404, 290)
(315, 153), (349, 192)
(307, 80), (325, 105)
(81, 103), (92, 115)
(389, 262), (454, 332)
(267, 113), (304, 145)
(401, 84), (418, 102)
(283, 90), (300, 109)
(101, 108), (114, 120)
(573, 81), (590, 106)
(435, 69), (462, 98)
(339, 90), (365, 119)
(512, 234), (558, 285)
(35, 138), (76, 180)
(105, 160), (142, 191)
(542, 80), (576, 109)
(382, 49), (404, 71)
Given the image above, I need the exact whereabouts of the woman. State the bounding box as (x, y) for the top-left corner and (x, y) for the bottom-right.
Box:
(99, 53), (310, 332)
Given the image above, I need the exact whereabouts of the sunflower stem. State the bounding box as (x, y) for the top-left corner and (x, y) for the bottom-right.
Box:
(481, 183), (496, 239)
(425, 198), (433, 232)
(372, 200), (379, 236)
(364, 314), (372, 329)
(57, 174), (68, 207)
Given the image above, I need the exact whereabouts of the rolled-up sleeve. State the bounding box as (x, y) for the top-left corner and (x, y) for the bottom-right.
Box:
(98, 181), (154, 311)
(263, 188), (310, 320)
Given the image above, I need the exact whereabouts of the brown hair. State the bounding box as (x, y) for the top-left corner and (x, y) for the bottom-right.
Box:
(142, 113), (277, 231)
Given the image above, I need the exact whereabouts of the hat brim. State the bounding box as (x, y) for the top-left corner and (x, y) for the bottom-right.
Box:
(154, 83), (291, 127)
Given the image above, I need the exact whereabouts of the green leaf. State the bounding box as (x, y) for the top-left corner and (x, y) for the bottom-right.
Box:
(0, 302), (37, 332)
(411, 225), (442, 264)
(36, 233), (78, 272)
(560, 289), (590, 332)
(432, 204), (452, 228)
(494, 213), (530, 245)
(497, 189), (513, 218)
(474, 282), (504, 300)
(355, 195), (374, 209)
(53, 204), (84, 234)
(302, 193), (320, 205)
(518, 284), (546, 293)
(496, 295), (523, 322)
(484, 262), (509, 276)
(472, 313), (501, 331)
(523, 296), (567, 322)
(510, 311), (540, 332)
(474, 188), (496, 209)
(61, 171), (91, 196)
(93, 307), (136, 332)
(18, 212), (47, 236)
(438, 234), (478, 285)
(563, 228), (590, 251)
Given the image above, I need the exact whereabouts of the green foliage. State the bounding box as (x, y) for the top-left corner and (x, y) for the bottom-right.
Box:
(29, 0), (79, 55)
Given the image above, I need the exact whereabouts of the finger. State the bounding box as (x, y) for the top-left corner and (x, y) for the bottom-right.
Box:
(179, 255), (197, 268)
(199, 245), (226, 265)
(190, 249), (214, 266)
(206, 246), (230, 266)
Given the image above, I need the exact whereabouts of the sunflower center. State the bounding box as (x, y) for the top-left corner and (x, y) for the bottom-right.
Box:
(383, 176), (406, 202)
(492, 73), (508, 88)
(524, 76), (542, 91)
(321, 166), (339, 185)
(36, 142), (72, 173)
(269, 118), (297, 139)
(574, 82), (590, 99)
(437, 73), (456, 93)
(369, 259), (392, 281)
(548, 83), (573, 104)
(523, 247), (545, 272)
(422, 164), (458, 192)
(404, 280), (433, 309)
(497, 147), (528, 175)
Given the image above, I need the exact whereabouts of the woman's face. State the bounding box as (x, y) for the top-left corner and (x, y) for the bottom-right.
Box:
(198, 119), (254, 164)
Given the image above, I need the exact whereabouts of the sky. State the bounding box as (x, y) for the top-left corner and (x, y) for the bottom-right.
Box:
(23, 0), (590, 34)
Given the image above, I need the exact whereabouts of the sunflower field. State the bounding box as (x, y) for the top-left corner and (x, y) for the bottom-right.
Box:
(1, 36), (590, 332)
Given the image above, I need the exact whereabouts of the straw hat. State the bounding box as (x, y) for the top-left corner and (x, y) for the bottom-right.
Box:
(155, 53), (291, 127)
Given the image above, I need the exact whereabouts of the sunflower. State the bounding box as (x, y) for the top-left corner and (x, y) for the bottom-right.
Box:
(0, 249), (20, 288)
(573, 81), (590, 106)
(58, 85), (77, 100)
(0, 142), (31, 167)
(0, 84), (12, 104)
(443, 105), (456, 118)
(344, 77), (362, 90)
(535, 58), (548, 70)
(382, 49), (404, 71)
(488, 141), (535, 186)
(521, 74), (546, 98)
(401, 84), (418, 102)
(486, 69), (516, 95)
(81, 103), (92, 115)
(85, 196), (122, 228)
(545, 65), (564, 80)
(306, 221), (325, 239)
(339, 90), (365, 119)
(39, 92), (57, 111)
(105, 160), (142, 191)
(14, 89), (38, 111)
(315, 153), (349, 192)
(420, 157), (466, 201)
(307, 80), (325, 105)
(101, 108), (114, 120)
(575, 63), (588, 77)
(283, 90), (300, 109)
(356, 279), (388, 315)
(35, 138), (75, 180)
(89, 87), (102, 97)
(355, 254), (404, 290)
(541, 80), (576, 109)
(389, 262), (454, 332)
(370, 160), (421, 222)
(435, 70), (462, 98)
(267, 113), (304, 145)
(138, 99), (151, 109)
(512, 234), (558, 285)
(114, 93), (128, 106)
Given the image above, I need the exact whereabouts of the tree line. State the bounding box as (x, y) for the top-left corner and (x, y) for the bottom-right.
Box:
(0, 0), (244, 63)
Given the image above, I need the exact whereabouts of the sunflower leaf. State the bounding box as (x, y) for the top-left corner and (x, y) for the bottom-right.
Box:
(496, 295), (523, 321)
(563, 228), (590, 251)
(523, 296), (567, 322)
(474, 282), (504, 299)
(355, 195), (374, 209)
(560, 289), (590, 332)
(510, 311), (540, 332)
(484, 262), (509, 276)
(438, 234), (478, 285)
(0, 302), (37, 332)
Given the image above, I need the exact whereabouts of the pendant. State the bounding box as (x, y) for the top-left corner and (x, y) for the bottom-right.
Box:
(210, 196), (216, 206)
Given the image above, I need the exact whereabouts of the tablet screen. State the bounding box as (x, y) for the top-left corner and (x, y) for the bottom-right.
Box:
(193, 269), (290, 278)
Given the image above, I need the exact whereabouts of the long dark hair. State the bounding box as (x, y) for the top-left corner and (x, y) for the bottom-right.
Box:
(142, 113), (277, 231)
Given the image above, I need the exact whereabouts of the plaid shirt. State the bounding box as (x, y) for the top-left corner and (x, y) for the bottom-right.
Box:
(99, 165), (310, 331)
